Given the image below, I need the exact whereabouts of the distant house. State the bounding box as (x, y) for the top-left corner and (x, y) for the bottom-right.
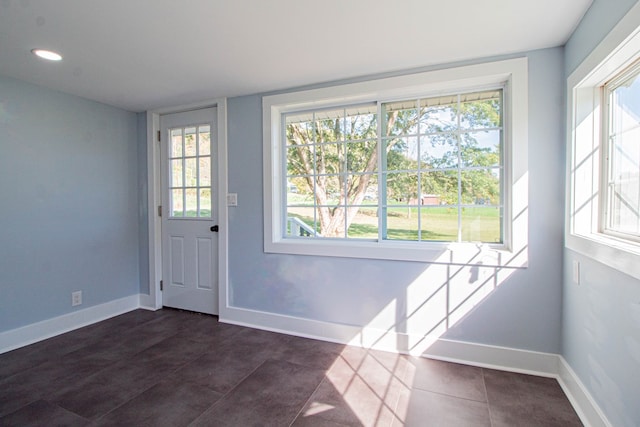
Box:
(409, 194), (441, 205)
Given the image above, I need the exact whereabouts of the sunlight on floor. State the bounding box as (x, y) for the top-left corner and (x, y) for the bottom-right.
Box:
(302, 347), (415, 426)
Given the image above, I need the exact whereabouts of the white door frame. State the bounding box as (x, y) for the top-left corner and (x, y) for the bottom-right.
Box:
(142, 99), (228, 313)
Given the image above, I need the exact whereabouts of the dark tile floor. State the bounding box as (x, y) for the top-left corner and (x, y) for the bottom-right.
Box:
(0, 309), (583, 426)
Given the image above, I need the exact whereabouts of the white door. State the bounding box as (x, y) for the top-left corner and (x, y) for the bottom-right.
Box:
(160, 108), (218, 314)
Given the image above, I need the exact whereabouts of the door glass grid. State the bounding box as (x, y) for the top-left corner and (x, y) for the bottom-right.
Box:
(169, 125), (212, 218)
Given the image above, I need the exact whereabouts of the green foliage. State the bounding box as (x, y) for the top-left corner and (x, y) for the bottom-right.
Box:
(285, 91), (503, 238)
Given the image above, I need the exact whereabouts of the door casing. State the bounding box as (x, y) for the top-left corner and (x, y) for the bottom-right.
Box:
(143, 99), (229, 315)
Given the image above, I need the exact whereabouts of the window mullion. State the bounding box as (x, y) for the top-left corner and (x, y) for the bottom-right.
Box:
(342, 108), (348, 239)
(456, 94), (462, 243)
(181, 128), (186, 217)
(312, 112), (318, 235)
(378, 102), (387, 241)
(196, 128), (201, 217)
(417, 98), (422, 242)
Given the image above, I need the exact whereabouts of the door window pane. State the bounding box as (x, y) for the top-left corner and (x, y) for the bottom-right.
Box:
(171, 189), (184, 216)
(185, 127), (197, 156)
(168, 123), (213, 218)
(171, 129), (183, 158)
(185, 188), (198, 217)
(171, 159), (183, 187)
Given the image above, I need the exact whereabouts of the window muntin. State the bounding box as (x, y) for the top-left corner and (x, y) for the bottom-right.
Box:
(283, 89), (503, 243)
(604, 63), (640, 240)
(169, 125), (212, 218)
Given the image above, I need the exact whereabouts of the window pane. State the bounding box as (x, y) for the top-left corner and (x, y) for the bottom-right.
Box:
(344, 107), (377, 140)
(361, 174), (379, 205)
(317, 175), (342, 202)
(185, 158), (197, 187)
(610, 73), (640, 134)
(607, 69), (640, 236)
(459, 91), (502, 130)
(609, 130), (640, 234)
(385, 204), (419, 241)
(171, 189), (184, 216)
(460, 169), (501, 206)
(171, 159), (183, 187)
(383, 100), (419, 136)
(170, 129), (183, 158)
(421, 170), (458, 205)
(287, 188), (314, 207)
(185, 127), (197, 156)
(185, 188), (198, 217)
(347, 140), (377, 173)
(348, 205), (379, 239)
(421, 206), (459, 241)
(286, 119), (314, 146)
(420, 133), (458, 169)
(420, 98), (457, 134)
(285, 207), (319, 237)
(287, 145), (314, 177)
(199, 188), (211, 217)
(384, 137), (420, 172)
(385, 172), (418, 204)
(199, 157), (211, 187)
(315, 109), (344, 143)
(315, 143), (345, 175)
(461, 207), (502, 243)
(460, 130), (501, 168)
(323, 206), (346, 238)
(199, 125), (211, 156)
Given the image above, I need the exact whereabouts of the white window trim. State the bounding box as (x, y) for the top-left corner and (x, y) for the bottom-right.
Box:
(264, 58), (528, 267)
(566, 2), (640, 280)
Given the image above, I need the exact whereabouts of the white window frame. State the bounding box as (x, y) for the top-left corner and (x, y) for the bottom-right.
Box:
(264, 58), (528, 266)
(566, 3), (640, 280)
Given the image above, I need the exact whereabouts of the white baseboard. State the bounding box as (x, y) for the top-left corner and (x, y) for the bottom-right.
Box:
(0, 294), (142, 354)
(220, 305), (610, 427)
(423, 338), (560, 376)
(557, 356), (612, 427)
(1, 300), (610, 427)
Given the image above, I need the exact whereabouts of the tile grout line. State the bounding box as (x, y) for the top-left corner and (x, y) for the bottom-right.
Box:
(481, 368), (495, 427)
(289, 374), (327, 427)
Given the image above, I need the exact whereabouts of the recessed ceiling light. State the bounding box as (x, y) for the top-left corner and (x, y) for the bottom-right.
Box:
(31, 49), (62, 61)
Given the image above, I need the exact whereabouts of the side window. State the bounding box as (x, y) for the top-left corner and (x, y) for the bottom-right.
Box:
(603, 63), (640, 241)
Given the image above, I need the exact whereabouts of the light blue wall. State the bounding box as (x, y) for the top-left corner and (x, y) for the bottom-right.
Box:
(0, 75), (140, 332)
(227, 47), (565, 353)
(136, 112), (149, 294)
(563, 1), (640, 426)
(564, 0), (638, 76)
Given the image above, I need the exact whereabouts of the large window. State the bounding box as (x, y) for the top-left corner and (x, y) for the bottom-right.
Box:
(284, 90), (503, 243)
(567, 8), (640, 280)
(264, 58), (528, 264)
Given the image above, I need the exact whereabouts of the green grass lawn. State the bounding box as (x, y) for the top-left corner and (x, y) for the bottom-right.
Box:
(288, 205), (502, 243)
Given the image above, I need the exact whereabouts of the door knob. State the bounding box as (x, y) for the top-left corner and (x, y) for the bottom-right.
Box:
(210, 225), (219, 232)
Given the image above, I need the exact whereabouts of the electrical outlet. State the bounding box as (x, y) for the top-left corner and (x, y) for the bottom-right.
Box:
(72, 291), (82, 306)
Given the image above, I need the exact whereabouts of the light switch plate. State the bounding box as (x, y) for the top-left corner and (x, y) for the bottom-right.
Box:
(227, 193), (238, 206)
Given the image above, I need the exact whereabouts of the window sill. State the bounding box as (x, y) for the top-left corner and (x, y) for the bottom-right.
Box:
(566, 232), (640, 280)
(265, 239), (527, 268)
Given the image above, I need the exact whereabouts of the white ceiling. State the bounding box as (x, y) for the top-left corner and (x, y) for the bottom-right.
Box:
(0, 0), (592, 112)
